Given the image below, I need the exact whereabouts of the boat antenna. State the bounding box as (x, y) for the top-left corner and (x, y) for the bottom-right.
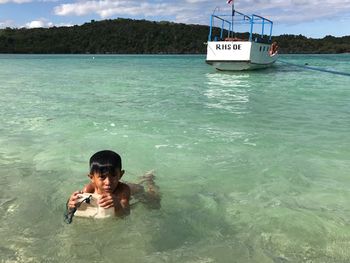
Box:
(227, 0), (235, 38)
(232, 2), (235, 38)
(212, 6), (220, 15)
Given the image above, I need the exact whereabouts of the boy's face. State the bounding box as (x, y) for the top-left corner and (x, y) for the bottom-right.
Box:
(90, 168), (124, 194)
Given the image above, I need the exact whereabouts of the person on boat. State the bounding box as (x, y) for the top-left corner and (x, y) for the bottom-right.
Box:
(269, 41), (279, 56)
(66, 150), (160, 220)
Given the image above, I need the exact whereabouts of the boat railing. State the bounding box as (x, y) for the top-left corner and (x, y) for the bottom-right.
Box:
(208, 9), (273, 43)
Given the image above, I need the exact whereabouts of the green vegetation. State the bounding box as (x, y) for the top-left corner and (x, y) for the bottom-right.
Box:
(0, 18), (349, 54)
(274, 34), (350, 54)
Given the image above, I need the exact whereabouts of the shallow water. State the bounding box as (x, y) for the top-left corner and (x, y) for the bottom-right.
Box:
(1, 54), (350, 262)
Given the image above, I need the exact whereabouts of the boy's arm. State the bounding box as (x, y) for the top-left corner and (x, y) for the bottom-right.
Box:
(82, 183), (94, 193)
(99, 184), (131, 216)
(67, 183), (93, 209)
(117, 185), (131, 216)
(67, 191), (83, 209)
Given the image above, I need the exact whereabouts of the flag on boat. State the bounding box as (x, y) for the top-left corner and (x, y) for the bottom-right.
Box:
(227, 0), (234, 4)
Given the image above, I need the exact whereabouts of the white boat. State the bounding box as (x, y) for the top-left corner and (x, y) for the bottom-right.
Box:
(206, 6), (278, 71)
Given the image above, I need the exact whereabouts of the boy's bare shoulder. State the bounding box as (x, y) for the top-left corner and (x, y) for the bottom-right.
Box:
(117, 182), (131, 197)
(83, 183), (94, 193)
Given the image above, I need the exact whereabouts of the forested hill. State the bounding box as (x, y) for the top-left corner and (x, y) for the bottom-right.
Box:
(0, 18), (349, 54)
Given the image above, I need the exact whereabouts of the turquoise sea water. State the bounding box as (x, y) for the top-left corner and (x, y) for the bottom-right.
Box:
(0, 54), (350, 262)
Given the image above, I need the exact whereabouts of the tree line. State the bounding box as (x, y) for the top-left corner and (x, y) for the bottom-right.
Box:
(0, 18), (349, 54)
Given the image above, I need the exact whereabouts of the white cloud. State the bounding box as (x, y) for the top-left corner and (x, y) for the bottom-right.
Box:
(1, 18), (72, 29)
(54, 1), (182, 18)
(52, 0), (350, 25)
(25, 19), (53, 28)
(0, 0), (58, 3)
(0, 19), (16, 28)
(0, 0), (31, 3)
(238, 0), (350, 22)
(53, 22), (74, 27)
(185, 0), (208, 3)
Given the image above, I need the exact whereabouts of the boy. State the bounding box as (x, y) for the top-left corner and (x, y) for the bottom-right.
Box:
(66, 150), (160, 222)
(67, 150), (130, 218)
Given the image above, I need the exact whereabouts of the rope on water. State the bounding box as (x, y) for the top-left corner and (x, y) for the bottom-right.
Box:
(278, 60), (350, 77)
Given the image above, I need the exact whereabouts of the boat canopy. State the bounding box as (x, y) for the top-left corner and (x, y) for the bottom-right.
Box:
(208, 8), (273, 43)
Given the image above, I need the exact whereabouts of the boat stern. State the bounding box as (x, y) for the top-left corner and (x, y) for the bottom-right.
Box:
(206, 41), (251, 63)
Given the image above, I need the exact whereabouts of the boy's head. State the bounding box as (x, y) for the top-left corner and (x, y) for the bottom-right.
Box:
(89, 150), (125, 194)
(89, 150), (122, 173)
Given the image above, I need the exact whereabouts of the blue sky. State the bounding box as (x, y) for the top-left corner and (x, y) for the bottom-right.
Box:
(0, 0), (349, 38)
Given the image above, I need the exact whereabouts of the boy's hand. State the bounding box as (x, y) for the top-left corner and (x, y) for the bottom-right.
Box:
(68, 191), (82, 209)
(99, 193), (130, 216)
(98, 193), (119, 209)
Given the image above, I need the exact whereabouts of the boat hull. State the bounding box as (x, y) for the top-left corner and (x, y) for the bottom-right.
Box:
(206, 41), (278, 71)
(206, 60), (275, 71)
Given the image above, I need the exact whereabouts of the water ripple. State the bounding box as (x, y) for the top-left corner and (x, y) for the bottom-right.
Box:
(204, 73), (251, 114)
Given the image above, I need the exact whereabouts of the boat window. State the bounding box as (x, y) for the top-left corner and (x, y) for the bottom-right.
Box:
(259, 47), (262, 52)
